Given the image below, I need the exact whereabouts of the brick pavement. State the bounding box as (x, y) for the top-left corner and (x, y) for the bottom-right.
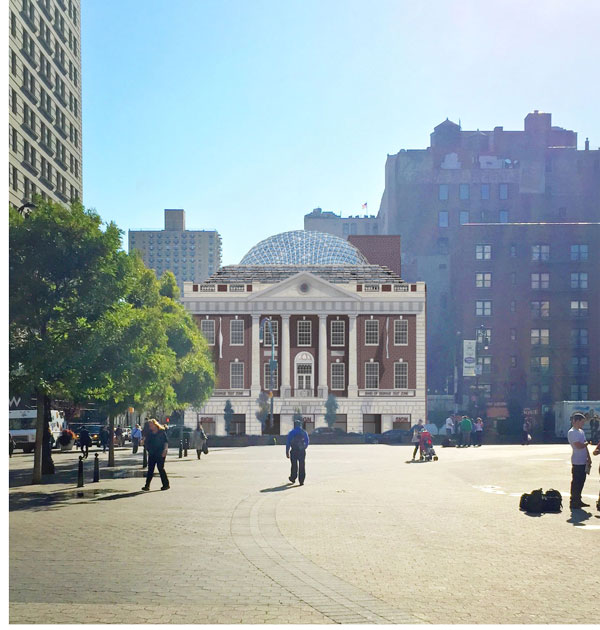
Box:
(9, 443), (600, 624)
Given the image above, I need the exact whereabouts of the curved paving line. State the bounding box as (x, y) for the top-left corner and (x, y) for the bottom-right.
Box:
(231, 493), (422, 624)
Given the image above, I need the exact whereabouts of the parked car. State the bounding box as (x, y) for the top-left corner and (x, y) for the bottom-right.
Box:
(311, 427), (345, 435)
(378, 429), (410, 444)
(72, 424), (103, 447)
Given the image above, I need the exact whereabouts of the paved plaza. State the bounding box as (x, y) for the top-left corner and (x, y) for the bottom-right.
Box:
(9, 442), (600, 624)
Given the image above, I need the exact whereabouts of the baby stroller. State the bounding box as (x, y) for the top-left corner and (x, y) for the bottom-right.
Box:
(419, 430), (438, 461)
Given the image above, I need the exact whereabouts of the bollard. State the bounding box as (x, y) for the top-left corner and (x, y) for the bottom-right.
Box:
(93, 453), (99, 482)
(178, 440), (183, 458)
(142, 447), (147, 468)
(184, 437), (188, 458)
(77, 456), (84, 488)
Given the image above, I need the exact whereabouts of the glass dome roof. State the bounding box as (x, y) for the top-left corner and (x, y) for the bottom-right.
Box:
(240, 230), (368, 265)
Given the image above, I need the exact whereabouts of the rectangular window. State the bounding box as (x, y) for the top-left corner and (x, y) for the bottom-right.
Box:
(230, 362), (244, 389)
(570, 272), (588, 289)
(438, 184), (449, 201)
(459, 211), (469, 225)
(510, 356), (517, 368)
(394, 319), (408, 345)
(510, 244), (517, 258)
(475, 272), (492, 288)
(459, 183), (470, 200)
(365, 319), (379, 345)
(510, 328), (517, 342)
(477, 356), (492, 374)
(571, 300), (588, 318)
(475, 300), (492, 316)
(263, 320), (279, 346)
(475, 244), (491, 260)
(297, 320), (312, 346)
(571, 356), (589, 373)
(499, 210), (509, 223)
(571, 384), (589, 400)
(230, 319), (244, 345)
(530, 356), (550, 370)
(530, 301), (550, 318)
(394, 362), (408, 389)
(571, 329), (588, 347)
(531, 244), (550, 261)
(331, 363), (345, 390)
(200, 319), (215, 345)
(531, 329), (550, 345)
(570, 244), (588, 261)
(476, 327), (491, 346)
(481, 183), (490, 200)
(264, 361), (278, 390)
(330, 320), (345, 347)
(365, 362), (379, 389)
(531, 273), (550, 289)
(499, 183), (509, 200)
(438, 211), (448, 227)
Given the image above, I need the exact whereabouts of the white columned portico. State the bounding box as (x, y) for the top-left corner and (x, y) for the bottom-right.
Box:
(318, 314), (328, 397)
(251, 315), (260, 394)
(281, 315), (291, 395)
(348, 314), (358, 396)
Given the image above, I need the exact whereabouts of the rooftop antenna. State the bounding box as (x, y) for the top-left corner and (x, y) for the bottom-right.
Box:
(458, 118), (461, 129)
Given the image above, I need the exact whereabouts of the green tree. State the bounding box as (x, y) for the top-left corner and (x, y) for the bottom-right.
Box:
(9, 199), (127, 482)
(324, 394), (338, 428)
(224, 400), (234, 435)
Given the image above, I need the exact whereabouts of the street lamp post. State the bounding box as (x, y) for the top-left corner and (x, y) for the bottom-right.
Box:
(258, 317), (276, 431)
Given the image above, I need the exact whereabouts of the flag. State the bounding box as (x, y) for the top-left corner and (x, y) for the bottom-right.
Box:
(218, 317), (223, 359)
(362, 202), (368, 210)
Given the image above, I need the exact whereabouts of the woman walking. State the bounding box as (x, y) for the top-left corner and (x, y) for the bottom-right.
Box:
(190, 421), (207, 459)
(141, 419), (170, 491)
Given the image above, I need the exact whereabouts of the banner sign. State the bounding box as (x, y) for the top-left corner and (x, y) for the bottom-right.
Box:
(463, 340), (476, 377)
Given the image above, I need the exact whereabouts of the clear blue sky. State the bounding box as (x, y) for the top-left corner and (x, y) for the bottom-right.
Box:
(82, 0), (600, 265)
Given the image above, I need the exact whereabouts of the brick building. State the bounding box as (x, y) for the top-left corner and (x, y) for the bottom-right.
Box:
(180, 231), (426, 435)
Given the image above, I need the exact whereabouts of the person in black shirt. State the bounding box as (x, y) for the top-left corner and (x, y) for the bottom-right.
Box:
(142, 419), (170, 491)
(79, 426), (91, 459)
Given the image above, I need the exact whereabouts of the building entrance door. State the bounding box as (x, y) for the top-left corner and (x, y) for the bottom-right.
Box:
(363, 414), (381, 434)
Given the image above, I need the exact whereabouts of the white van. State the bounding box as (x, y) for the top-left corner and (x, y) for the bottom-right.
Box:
(9, 410), (66, 453)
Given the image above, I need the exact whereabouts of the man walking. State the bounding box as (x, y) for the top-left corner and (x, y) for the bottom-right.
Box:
(568, 412), (591, 509)
(79, 426), (91, 459)
(142, 419), (170, 491)
(286, 419), (309, 486)
(131, 424), (142, 454)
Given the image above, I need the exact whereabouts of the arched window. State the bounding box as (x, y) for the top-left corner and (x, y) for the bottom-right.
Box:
(295, 352), (314, 391)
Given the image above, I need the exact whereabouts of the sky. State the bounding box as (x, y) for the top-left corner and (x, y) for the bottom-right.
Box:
(81, 0), (600, 266)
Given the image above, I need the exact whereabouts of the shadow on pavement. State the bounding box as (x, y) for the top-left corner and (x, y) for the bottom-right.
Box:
(566, 509), (593, 526)
(260, 483), (295, 493)
(94, 490), (149, 501)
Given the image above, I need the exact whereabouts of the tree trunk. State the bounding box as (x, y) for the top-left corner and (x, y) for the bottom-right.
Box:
(41, 394), (55, 475)
(32, 391), (44, 484)
(108, 415), (115, 467)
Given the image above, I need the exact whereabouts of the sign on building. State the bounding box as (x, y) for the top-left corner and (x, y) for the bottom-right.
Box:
(463, 340), (476, 377)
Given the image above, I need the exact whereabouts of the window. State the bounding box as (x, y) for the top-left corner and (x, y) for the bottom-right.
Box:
(297, 320), (312, 346)
(438, 211), (448, 227)
(475, 244), (491, 260)
(510, 328), (517, 342)
(230, 362), (244, 389)
(476, 273), (492, 288)
(499, 210), (509, 223)
(459, 183), (470, 200)
(477, 327), (491, 346)
(438, 184), (449, 200)
(510, 244), (517, 257)
(230, 319), (244, 345)
(263, 320), (279, 346)
(510, 356), (517, 368)
(571, 329), (588, 347)
(531, 301), (550, 318)
(365, 319), (379, 345)
(330, 320), (345, 347)
(264, 361), (278, 390)
(365, 362), (379, 389)
(394, 362), (408, 388)
(571, 356), (589, 373)
(531, 329), (550, 345)
(394, 319), (408, 345)
(331, 363), (345, 390)
(499, 183), (509, 200)
(531, 273), (549, 289)
(477, 356), (492, 374)
(530, 356), (550, 370)
(570, 272), (588, 289)
(480, 183), (490, 200)
(475, 300), (492, 316)
(343, 223), (349, 235)
(200, 319), (215, 345)
(570, 244), (588, 261)
(296, 363), (312, 389)
(570, 384), (588, 401)
(531, 245), (550, 261)
(459, 211), (469, 225)
(530, 384), (539, 402)
(571, 300), (588, 318)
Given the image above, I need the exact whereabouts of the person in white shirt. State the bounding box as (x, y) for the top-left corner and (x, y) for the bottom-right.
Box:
(567, 413), (591, 509)
(445, 416), (454, 437)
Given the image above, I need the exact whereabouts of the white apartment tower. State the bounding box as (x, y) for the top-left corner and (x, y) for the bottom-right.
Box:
(9, 0), (83, 209)
(128, 209), (222, 290)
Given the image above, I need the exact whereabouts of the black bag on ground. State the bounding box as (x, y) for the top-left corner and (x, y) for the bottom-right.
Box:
(520, 488), (545, 512)
(543, 489), (562, 512)
(441, 437), (456, 447)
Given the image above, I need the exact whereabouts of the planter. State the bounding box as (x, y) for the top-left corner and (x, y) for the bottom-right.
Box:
(59, 440), (75, 451)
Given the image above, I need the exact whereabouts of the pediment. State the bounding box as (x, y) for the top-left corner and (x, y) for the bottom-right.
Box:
(248, 271), (360, 302)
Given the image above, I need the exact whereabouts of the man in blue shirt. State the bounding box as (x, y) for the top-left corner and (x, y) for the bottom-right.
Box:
(286, 419), (309, 486)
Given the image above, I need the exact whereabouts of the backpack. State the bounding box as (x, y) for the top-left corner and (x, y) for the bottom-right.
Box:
(543, 489), (562, 512)
(290, 432), (306, 451)
(519, 488), (545, 513)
